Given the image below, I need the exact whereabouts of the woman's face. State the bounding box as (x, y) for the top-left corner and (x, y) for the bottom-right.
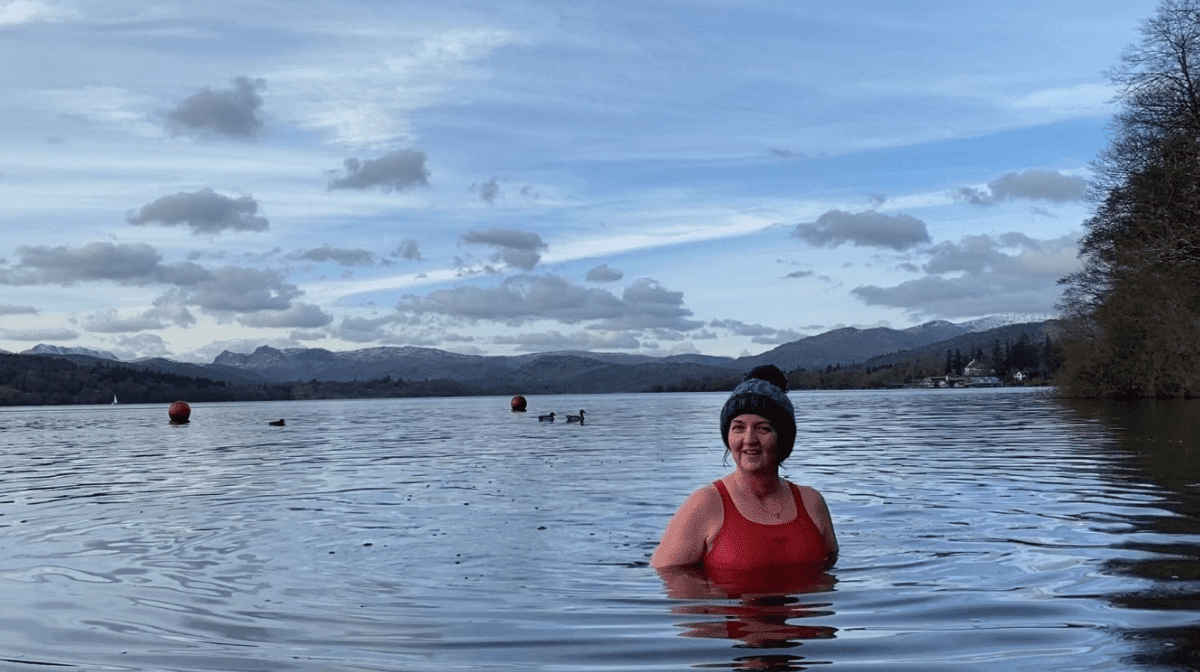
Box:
(727, 413), (779, 473)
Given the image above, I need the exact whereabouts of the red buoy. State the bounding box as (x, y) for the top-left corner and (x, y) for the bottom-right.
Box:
(169, 400), (191, 424)
(510, 395), (527, 412)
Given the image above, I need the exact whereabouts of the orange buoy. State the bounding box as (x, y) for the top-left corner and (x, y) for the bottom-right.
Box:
(168, 400), (191, 424)
(510, 395), (527, 412)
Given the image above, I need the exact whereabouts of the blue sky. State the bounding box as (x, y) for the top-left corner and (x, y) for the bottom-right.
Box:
(0, 0), (1157, 362)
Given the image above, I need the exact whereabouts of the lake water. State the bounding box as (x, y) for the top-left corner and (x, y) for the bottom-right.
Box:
(1, 388), (1198, 671)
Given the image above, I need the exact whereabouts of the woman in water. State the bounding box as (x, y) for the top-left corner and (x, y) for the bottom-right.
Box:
(650, 365), (837, 572)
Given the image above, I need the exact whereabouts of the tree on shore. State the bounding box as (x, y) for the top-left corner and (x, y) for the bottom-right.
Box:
(1058, 0), (1200, 398)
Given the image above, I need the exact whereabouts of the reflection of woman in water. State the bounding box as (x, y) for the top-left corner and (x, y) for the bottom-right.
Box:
(651, 365), (838, 575)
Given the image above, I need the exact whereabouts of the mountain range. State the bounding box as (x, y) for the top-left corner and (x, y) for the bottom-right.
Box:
(13, 316), (1058, 395)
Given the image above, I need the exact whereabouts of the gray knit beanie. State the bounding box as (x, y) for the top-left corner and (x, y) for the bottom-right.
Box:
(720, 365), (796, 463)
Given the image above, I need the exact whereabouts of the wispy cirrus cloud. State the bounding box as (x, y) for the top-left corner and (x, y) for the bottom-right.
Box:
(0, 0), (71, 25)
(0, 326), (78, 341)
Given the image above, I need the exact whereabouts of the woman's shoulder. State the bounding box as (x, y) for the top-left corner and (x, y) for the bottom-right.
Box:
(665, 482), (722, 526)
(783, 478), (819, 494)
(651, 483), (726, 568)
(682, 481), (723, 510)
(784, 480), (829, 506)
(786, 480), (835, 528)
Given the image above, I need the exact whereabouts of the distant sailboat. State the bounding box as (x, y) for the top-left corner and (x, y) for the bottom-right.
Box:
(111, 393), (118, 405)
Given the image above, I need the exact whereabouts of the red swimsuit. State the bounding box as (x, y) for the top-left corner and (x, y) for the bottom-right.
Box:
(703, 479), (830, 571)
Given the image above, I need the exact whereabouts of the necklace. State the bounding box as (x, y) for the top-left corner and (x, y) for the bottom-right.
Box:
(753, 482), (785, 518)
(762, 498), (784, 518)
(734, 474), (786, 518)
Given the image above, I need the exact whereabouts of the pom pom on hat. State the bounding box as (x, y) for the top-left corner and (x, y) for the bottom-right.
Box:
(720, 364), (796, 463)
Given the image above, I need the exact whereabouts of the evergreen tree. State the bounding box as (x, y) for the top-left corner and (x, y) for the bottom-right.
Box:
(1040, 335), (1061, 377)
(991, 339), (1008, 377)
(1009, 333), (1041, 373)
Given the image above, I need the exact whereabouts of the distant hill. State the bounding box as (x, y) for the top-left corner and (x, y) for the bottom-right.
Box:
(863, 321), (1059, 368)
(198, 318), (1032, 387)
(0, 353), (289, 406)
(211, 346), (743, 394)
(740, 321), (971, 371)
(8, 316), (1057, 403)
(23, 344), (120, 360)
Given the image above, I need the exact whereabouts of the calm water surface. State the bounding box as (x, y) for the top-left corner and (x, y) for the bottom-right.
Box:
(1, 388), (1198, 671)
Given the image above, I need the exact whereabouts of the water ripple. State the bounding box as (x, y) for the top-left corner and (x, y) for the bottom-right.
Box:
(0, 391), (1197, 670)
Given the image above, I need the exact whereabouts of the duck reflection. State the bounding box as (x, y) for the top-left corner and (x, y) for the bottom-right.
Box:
(658, 564), (837, 670)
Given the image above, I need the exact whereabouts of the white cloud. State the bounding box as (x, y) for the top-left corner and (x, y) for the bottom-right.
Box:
(311, 103), (410, 148)
(127, 188), (269, 234)
(794, 210), (932, 251)
(237, 302), (332, 329)
(1007, 83), (1115, 116)
(394, 274), (701, 332)
(83, 309), (168, 333)
(473, 176), (501, 204)
(4, 242), (213, 286)
(956, 169), (1087, 206)
(0, 0), (69, 25)
(851, 232), (1081, 319)
(32, 86), (160, 136)
(462, 228), (547, 270)
(392, 239), (422, 261)
(494, 329), (644, 352)
(164, 76), (267, 139)
(0, 326), (77, 341)
(298, 245), (375, 266)
(284, 27), (520, 147)
(586, 264), (623, 282)
(165, 267), (302, 313)
(327, 149), (431, 191)
(328, 315), (398, 343)
(111, 333), (171, 359)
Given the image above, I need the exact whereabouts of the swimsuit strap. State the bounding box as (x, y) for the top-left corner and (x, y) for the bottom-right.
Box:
(705, 478), (828, 570)
(713, 478), (806, 525)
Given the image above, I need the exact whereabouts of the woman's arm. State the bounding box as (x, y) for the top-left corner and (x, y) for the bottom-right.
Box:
(800, 486), (838, 566)
(649, 485), (722, 568)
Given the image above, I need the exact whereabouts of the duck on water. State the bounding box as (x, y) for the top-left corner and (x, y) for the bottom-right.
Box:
(538, 412), (555, 422)
(566, 410), (586, 424)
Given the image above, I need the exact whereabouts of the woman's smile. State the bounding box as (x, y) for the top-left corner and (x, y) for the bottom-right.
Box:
(728, 414), (778, 470)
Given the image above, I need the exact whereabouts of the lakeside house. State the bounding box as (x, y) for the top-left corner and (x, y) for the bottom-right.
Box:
(912, 360), (1003, 388)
